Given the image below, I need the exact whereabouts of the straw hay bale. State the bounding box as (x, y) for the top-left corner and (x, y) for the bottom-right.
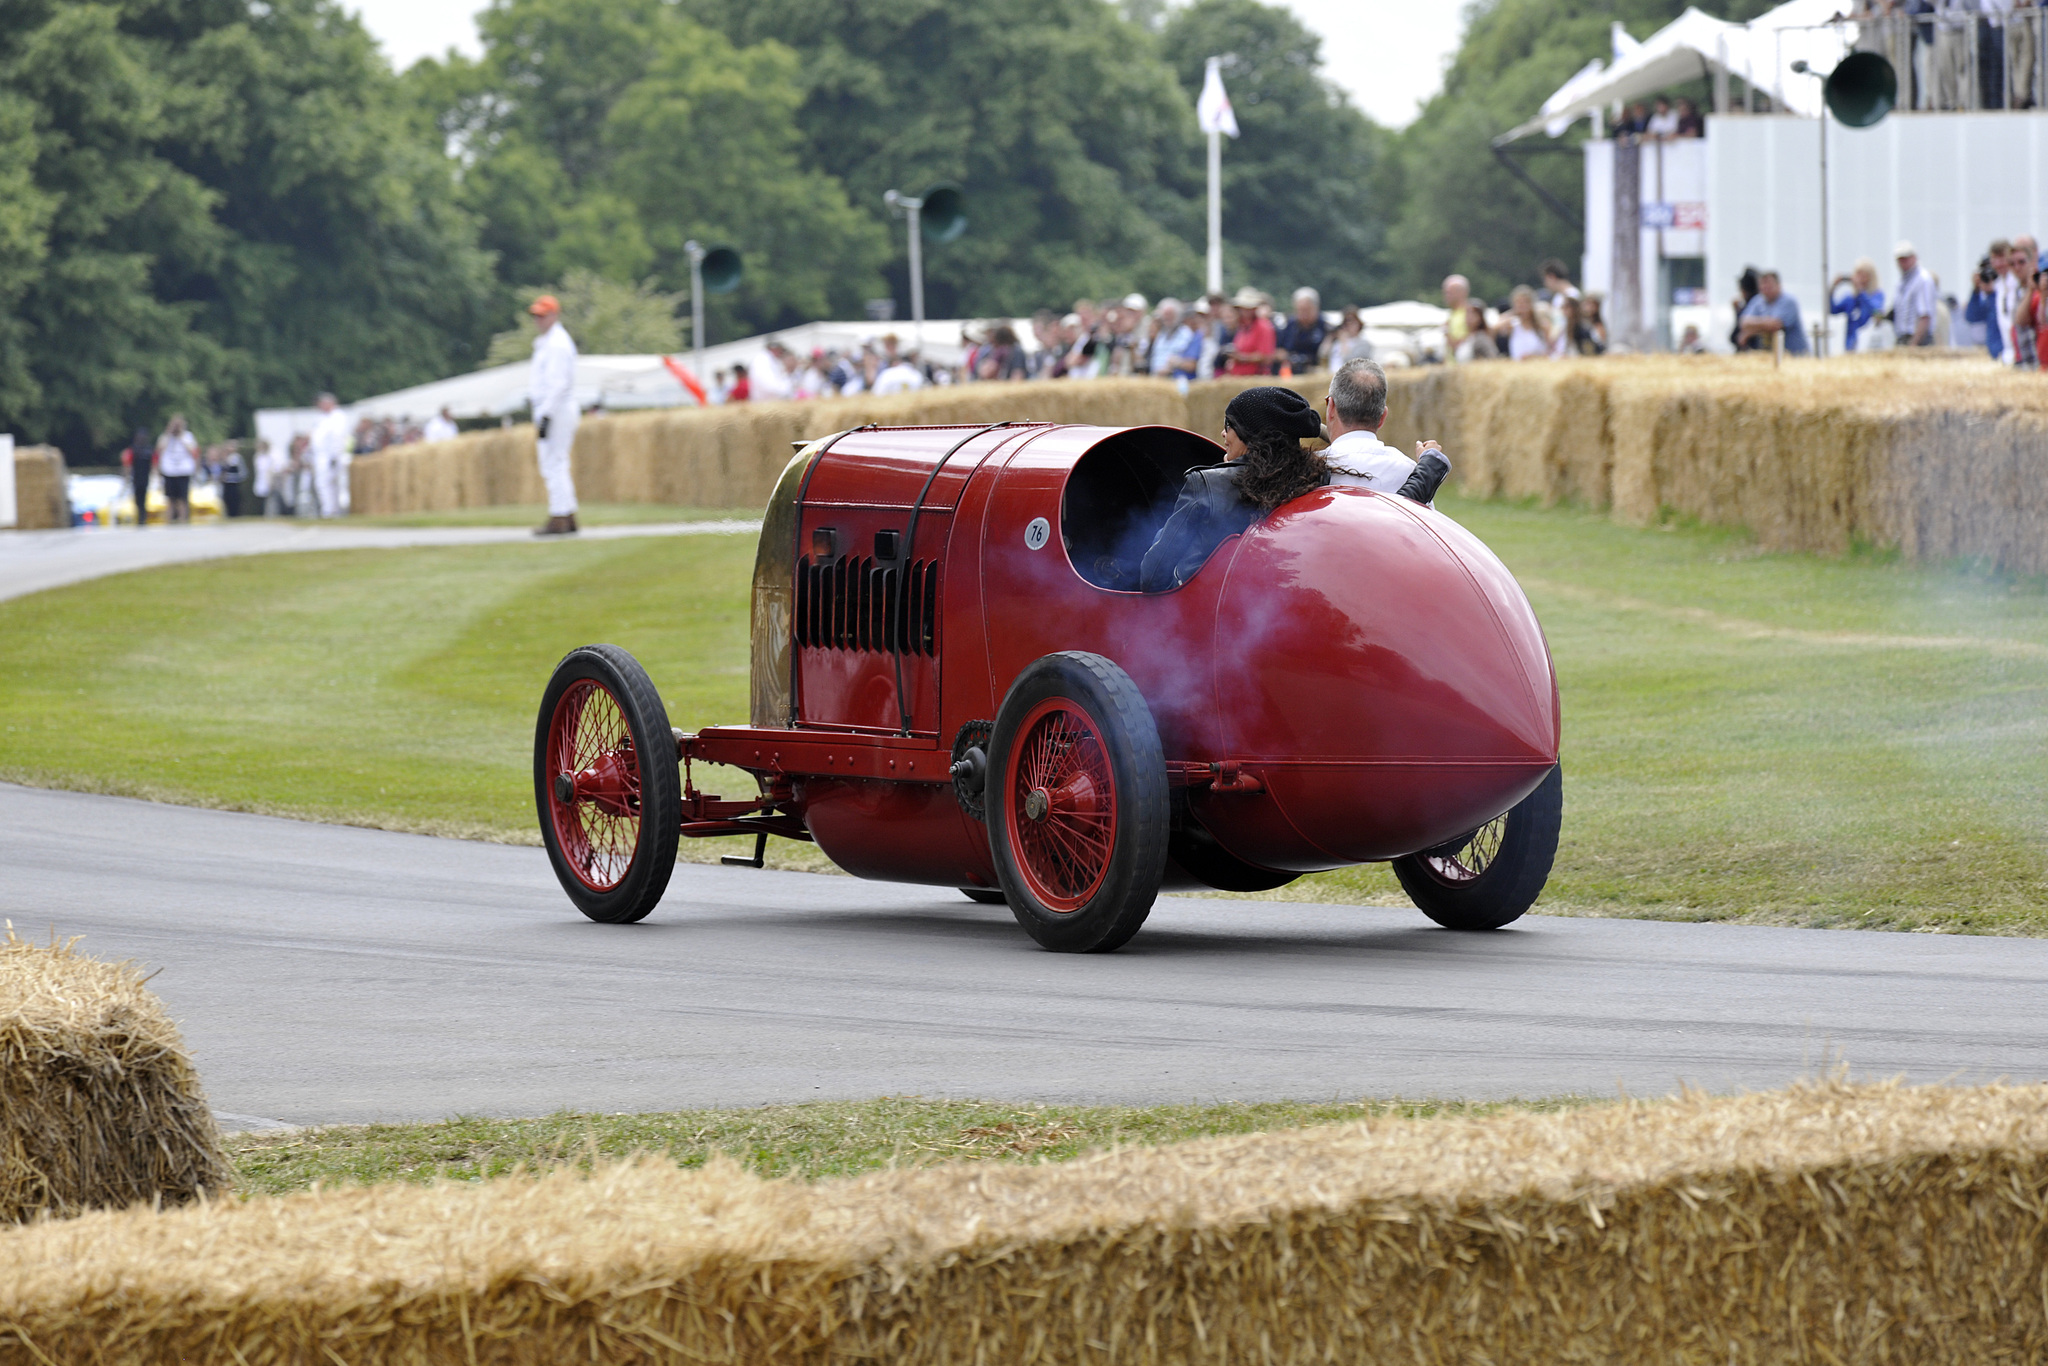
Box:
(8, 1081), (2048, 1362)
(0, 931), (227, 1225)
(348, 382), (1191, 518)
(347, 358), (2048, 575)
(7, 445), (68, 531)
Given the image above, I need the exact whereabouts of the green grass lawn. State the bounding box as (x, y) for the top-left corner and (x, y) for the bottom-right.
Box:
(224, 1095), (1591, 1195)
(4, 493), (2046, 928)
(347, 502), (749, 528)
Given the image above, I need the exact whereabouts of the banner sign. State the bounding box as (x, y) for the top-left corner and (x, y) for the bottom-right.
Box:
(1641, 202), (1707, 230)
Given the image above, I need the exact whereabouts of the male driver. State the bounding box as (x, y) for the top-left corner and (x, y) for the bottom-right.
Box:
(1736, 270), (1810, 354)
(1892, 241), (1937, 348)
(307, 392), (352, 518)
(1321, 357), (1451, 506)
(528, 293), (580, 536)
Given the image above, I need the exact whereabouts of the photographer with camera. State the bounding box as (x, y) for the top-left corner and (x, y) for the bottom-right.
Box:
(1965, 255), (2003, 359)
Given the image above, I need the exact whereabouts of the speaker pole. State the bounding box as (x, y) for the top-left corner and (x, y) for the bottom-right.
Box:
(685, 239), (707, 395)
(884, 189), (926, 357)
(1791, 62), (1829, 358)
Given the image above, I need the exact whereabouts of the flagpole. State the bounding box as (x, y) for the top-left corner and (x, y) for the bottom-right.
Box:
(1206, 128), (1222, 295)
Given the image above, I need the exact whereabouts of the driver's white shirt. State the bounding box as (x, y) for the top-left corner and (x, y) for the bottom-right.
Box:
(1322, 428), (1414, 492)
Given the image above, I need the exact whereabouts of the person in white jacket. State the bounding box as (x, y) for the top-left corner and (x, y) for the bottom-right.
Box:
(307, 393), (352, 518)
(528, 293), (580, 535)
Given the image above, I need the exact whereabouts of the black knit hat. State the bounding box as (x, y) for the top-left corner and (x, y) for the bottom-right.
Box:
(1224, 386), (1322, 443)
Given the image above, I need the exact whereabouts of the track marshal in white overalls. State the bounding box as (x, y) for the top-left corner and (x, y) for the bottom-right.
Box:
(528, 293), (580, 536)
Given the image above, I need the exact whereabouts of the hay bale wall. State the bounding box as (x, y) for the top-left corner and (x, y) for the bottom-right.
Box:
(7, 445), (68, 530)
(349, 358), (2048, 574)
(0, 932), (228, 1224)
(6, 1082), (2048, 1363)
(348, 381), (1188, 518)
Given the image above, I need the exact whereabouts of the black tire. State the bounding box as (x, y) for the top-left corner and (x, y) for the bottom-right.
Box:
(988, 652), (1169, 953)
(959, 887), (1008, 905)
(1392, 764), (1562, 931)
(535, 644), (681, 924)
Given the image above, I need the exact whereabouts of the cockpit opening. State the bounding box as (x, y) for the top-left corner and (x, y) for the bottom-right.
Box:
(1062, 427), (1224, 590)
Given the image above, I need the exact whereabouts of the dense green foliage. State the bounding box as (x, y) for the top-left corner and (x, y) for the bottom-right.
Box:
(0, 0), (496, 459)
(0, 0), (1811, 454)
(407, 0), (891, 348)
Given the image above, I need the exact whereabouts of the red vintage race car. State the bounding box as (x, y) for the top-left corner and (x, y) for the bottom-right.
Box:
(534, 421), (1562, 952)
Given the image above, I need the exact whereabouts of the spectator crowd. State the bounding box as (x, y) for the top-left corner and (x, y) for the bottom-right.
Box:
(117, 229), (2048, 527)
(1723, 233), (2048, 364)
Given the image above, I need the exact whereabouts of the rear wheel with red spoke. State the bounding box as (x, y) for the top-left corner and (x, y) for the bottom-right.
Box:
(989, 652), (1167, 953)
(1392, 764), (1562, 931)
(535, 645), (681, 923)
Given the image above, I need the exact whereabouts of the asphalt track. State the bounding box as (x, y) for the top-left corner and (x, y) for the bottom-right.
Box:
(6, 782), (2046, 1132)
(0, 518), (760, 604)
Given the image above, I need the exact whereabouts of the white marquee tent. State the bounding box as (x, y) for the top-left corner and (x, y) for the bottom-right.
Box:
(1503, 0), (1853, 142)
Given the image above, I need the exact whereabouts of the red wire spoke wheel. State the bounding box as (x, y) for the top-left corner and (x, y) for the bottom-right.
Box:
(1007, 699), (1119, 911)
(545, 680), (640, 892)
(989, 652), (1168, 953)
(1392, 764), (1563, 931)
(534, 644), (681, 924)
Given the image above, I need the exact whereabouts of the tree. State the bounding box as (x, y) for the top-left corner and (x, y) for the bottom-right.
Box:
(409, 0), (892, 346)
(484, 270), (683, 364)
(674, 0), (1206, 318)
(1158, 0), (1396, 307)
(1385, 0), (1781, 303)
(0, 0), (497, 457)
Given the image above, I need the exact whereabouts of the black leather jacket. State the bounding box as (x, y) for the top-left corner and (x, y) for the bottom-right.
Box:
(1137, 451), (1452, 594)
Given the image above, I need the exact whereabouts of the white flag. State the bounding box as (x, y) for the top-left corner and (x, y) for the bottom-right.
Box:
(1197, 57), (1239, 138)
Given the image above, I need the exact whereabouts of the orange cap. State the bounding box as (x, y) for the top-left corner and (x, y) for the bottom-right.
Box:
(527, 294), (561, 316)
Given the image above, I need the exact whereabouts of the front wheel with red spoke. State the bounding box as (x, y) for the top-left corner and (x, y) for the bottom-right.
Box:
(1392, 764), (1562, 931)
(535, 645), (681, 923)
(989, 652), (1168, 953)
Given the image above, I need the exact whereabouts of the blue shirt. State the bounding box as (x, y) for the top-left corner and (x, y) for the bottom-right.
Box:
(1963, 287), (2003, 359)
(1741, 292), (1808, 354)
(1829, 287), (1885, 352)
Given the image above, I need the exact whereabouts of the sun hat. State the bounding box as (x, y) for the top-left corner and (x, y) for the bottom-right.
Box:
(1224, 386), (1322, 443)
(1230, 286), (1266, 309)
(1121, 292), (1148, 311)
(1894, 239), (1916, 258)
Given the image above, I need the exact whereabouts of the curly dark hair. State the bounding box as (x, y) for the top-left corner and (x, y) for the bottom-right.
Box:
(1234, 429), (1328, 511)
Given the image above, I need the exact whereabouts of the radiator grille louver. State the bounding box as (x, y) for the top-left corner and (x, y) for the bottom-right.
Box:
(795, 556), (939, 655)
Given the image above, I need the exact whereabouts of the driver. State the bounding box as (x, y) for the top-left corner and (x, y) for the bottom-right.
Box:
(1140, 386), (1327, 592)
(1322, 357), (1451, 505)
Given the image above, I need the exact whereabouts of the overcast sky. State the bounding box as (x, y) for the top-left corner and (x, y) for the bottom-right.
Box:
(347, 0), (1466, 129)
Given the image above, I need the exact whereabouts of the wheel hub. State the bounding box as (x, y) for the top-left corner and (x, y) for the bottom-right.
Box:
(554, 772), (575, 804)
(1024, 787), (1051, 821)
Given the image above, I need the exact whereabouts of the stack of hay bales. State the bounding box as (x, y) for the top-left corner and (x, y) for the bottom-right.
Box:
(1381, 354), (2048, 573)
(7, 444), (69, 531)
(6, 1081), (2048, 1362)
(0, 931), (228, 1224)
(348, 380), (1190, 517)
(350, 355), (2048, 574)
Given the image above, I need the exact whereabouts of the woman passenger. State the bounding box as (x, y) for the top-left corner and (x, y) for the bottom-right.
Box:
(1138, 387), (1330, 593)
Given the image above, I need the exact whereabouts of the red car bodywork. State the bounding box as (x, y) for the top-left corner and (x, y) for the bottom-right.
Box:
(675, 421), (1560, 891)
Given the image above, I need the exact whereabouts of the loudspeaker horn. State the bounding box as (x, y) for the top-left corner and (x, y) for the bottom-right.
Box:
(700, 246), (743, 294)
(919, 183), (967, 243)
(1823, 51), (1896, 128)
